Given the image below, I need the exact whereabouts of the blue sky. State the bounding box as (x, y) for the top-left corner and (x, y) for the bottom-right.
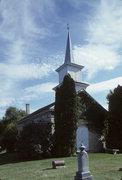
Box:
(0, 0), (122, 118)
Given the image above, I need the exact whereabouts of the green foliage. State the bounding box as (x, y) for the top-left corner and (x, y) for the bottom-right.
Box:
(0, 121), (5, 150)
(16, 123), (53, 160)
(3, 106), (26, 122)
(78, 91), (107, 134)
(0, 106), (25, 152)
(105, 85), (122, 150)
(54, 74), (78, 157)
(1, 122), (18, 152)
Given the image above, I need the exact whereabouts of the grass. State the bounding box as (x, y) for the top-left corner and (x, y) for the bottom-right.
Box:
(0, 152), (122, 180)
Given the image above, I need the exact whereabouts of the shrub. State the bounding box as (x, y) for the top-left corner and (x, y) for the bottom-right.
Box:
(1, 122), (18, 152)
(16, 123), (53, 160)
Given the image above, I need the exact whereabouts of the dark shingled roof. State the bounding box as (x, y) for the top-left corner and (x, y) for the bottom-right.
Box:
(18, 102), (55, 124)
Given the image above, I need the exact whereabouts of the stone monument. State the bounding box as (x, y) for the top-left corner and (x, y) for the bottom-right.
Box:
(75, 144), (94, 180)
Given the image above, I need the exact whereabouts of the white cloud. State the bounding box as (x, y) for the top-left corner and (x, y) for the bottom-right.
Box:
(0, 0), (57, 66)
(19, 82), (57, 102)
(25, 82), (57, 94)
(0, 63), (54, 80)
(87, 77), (122, 94)
(88, 0), (122, 46)
(0, 97), (15, 107)
(0, 0), (56, 41)
(0, 79), (16, 107)
(73, 0), (122, 79)
(74, 44), (121, 79)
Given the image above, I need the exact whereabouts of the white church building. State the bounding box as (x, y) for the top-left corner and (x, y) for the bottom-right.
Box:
(18, 30), (107, 152)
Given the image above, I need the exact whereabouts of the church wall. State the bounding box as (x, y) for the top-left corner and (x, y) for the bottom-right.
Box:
(58, 65), (82, 84)
(59, 66), (67, 83)
(67, 66), (82, 82)
(18, 108), (54, 133)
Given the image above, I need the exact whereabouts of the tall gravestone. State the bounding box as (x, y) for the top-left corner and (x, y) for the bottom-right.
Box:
(75, 144), (94, 180)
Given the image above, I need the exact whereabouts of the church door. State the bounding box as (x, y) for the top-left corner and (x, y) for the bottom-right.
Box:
(76, 125), (89, 151)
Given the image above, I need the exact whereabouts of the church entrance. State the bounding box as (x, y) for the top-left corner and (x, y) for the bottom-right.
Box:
(76, 125), (89, 151)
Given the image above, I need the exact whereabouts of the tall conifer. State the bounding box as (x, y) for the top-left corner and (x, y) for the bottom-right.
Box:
(105, 85), (122, 150)
(54, 74), (77, 157)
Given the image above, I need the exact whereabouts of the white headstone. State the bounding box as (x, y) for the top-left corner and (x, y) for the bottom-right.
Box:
(75, 144), (94, 180)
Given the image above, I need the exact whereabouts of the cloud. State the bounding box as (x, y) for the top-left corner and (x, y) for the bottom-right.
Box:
(87, 77), (122, 94)
(87, 0), (122, 46)
(0, 97), (15, 107)
(73, 0), (122, 79)
(0, 0), (57, 66)
(0, 62), (55, 80)
(74, 44), (121, 79)
(0, 0), (56, 41)
(19, 82), (57, 102)
(67, 0), (96, 9)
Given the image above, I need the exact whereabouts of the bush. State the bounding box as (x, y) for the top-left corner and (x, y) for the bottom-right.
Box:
(1, 122), (18, 152)
(16, 123), (53, 160)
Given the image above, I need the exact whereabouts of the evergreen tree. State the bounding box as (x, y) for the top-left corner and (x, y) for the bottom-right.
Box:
(105, 85), (122, 150)
(54, 74), (78, 157)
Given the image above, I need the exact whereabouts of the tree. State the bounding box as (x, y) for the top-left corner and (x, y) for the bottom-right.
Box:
(16, 123), (53, 160)
(54, 74), (78, 157)
(0, 107), (26, 152)
(3, 107), (25, 122)
(104, 85), (122, 150)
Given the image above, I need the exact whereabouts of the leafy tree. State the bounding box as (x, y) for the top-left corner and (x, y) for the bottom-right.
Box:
(3, 107), (25, 122)
(54, 74), (78, 157)
(0, 107), (26, 152)
(16, 123), (53, 160)
(105, 85), (122, 150)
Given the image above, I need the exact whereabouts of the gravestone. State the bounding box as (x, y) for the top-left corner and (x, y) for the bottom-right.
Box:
(52, 160), (65, 169)
(75, 144), (94, 180)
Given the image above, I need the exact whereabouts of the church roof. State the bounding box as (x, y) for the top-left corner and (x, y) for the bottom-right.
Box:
(53, 81), (89, 91)
(18, 102), (54, 124)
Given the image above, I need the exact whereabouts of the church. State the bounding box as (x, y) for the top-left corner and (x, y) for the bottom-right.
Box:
(18, 30), (107, 152)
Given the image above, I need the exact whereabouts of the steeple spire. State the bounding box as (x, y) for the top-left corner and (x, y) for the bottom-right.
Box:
(65, 24), (74, 63)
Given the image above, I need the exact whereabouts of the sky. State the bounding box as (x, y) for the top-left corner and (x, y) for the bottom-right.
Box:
(0, 0), (122, 118)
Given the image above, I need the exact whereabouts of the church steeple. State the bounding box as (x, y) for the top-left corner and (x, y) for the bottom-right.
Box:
(53, 28), (89, 92)
(65, 28), (74, 63)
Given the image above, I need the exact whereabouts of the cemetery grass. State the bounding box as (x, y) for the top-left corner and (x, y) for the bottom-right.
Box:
(0, 152), (122, 180)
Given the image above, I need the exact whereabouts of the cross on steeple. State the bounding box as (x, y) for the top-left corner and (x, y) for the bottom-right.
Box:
(67, 23), (70, 31)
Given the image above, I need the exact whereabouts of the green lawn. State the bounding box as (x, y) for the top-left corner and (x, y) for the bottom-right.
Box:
(0, 153), (121, 180)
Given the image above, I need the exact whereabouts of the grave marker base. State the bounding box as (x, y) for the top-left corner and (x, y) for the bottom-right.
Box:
(75, 171), (93, 180)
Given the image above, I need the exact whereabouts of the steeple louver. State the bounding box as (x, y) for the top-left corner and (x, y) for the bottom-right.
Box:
(65, 31), (74, 63)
